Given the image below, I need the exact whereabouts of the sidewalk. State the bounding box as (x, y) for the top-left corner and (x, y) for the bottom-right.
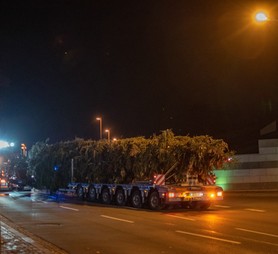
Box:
(1, 215), (67, 254)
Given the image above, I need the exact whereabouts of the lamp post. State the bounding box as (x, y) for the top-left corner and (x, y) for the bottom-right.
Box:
(96, 117), (102, 140)
(21, 144), (27, 157)
(105, 129), (110, 142)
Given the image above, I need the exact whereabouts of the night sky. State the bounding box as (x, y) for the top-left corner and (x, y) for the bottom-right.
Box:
(1, 1), (278, 153)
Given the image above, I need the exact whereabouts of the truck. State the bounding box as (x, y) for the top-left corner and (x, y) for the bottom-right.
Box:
(28, 131), (229, 210)
(60, 168), (223, 210)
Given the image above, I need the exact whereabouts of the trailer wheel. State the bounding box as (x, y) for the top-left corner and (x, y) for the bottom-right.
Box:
(131, 190), (142, 208)
(188, 201), (198, 209)
(88, 185), (96, 201)
(200, 202), (211, 210)
(76, 185), (84, 199)
(115, 189), (125, 206)
(148, 191), (160, 210)
(101, 188), (111, 204)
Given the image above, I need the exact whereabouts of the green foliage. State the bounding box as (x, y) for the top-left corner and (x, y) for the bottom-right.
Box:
(27, 130), (234, 190)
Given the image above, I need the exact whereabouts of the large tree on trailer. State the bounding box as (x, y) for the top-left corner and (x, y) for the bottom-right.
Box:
(27, 130), (233, 191)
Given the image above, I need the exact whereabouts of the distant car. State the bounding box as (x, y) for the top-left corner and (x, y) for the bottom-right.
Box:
(0, 178), (10, 191)
(9, 178), (25, 191)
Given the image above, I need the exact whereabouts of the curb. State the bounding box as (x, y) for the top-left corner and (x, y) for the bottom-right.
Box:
(0, 215), (68, 254)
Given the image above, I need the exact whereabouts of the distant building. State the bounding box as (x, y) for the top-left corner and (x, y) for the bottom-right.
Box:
(215, 138), (278, 191)
(260, 120), (277, 137)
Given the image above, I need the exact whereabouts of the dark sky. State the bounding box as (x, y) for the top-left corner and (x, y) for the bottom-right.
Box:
(1, 0), (278, 153)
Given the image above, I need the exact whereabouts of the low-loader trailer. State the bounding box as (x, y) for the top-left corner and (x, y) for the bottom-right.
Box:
(60, 174), (223, 210)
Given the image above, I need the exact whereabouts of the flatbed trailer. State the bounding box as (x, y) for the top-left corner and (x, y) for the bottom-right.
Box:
(60, 180), (223, 210)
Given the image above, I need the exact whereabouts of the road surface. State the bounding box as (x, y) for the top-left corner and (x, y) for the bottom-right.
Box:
(0, 190), (277, 254)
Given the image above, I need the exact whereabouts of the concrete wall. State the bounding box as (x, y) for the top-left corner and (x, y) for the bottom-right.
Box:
(215, 139), (278, 191)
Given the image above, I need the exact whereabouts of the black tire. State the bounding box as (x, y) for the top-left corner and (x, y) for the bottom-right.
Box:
(115, 189), (125, 206)
(148, 191), (160, 210)
(76, 185), (84, 199)
(188, 201), (198, 209)
(131, 190), (142, 208)
(101, 188), (111, 204)
(200, 202), (211, 210)
(88, 185), (97, 201)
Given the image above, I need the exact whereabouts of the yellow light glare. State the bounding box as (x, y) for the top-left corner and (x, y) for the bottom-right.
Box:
(209, 193), (215, 198)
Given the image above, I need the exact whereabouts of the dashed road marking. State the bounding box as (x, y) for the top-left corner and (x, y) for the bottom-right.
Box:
(244, 208), (265, 213)
(176, 230), (241, 245)
(166, 214), (196, 221)
(59, 206), (79, 211)
(101, 215), (134, 223)
(236, 228), (278, 238)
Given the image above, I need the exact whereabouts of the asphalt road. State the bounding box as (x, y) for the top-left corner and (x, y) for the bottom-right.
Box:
(0, 190), (278, 254)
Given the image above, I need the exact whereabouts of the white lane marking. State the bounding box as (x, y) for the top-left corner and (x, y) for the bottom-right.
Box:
(59, 206), (79, 211)
(125, 206), (139, 210)
(236, 228), (278, 238)
(101, 215), (134, 224)
(203, 229), (218, 234)
(166, 214), (196, 221)
(244, 208), (265, 213)
(214, 205), (231, 208)
(239, 237), (278, 247)
(176, 230), (241, 245)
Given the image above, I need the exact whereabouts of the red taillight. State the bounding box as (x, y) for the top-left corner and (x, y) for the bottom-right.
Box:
(153, 175), (157, 184)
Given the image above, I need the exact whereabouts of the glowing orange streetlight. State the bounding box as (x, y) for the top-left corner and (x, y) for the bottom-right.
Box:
(105, 129), (110, 142)
(254, 11), (269, 23)
(96, 117), (102, 140)
(21, 143), (27, 157)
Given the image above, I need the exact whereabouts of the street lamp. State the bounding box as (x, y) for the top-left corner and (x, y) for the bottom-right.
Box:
(0, 141), (14, 149)
(255, 11), (269, 23)
(0, 141), (10, 149)
(253, 10), (278, 24)
(105, 129), (110, 142)
(21, 144), (27, 157)
(96, 117), (102, 140)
